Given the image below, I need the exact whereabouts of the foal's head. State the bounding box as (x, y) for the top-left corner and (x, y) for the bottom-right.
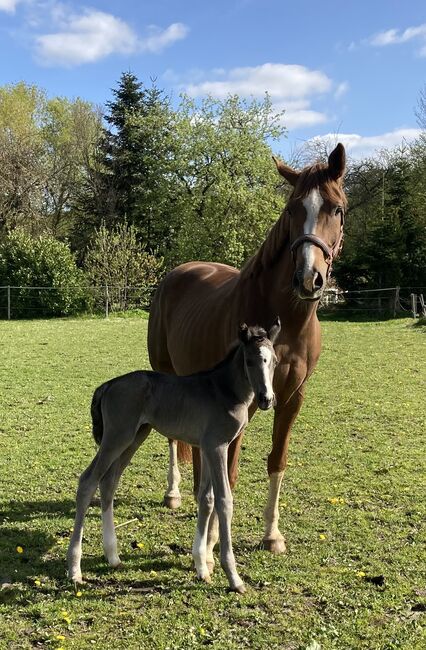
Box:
(274, 143), (347, 301)
(238, 318), (281, 410)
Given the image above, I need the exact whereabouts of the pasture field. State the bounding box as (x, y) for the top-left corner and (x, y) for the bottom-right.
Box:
(0, 316), (425, 649)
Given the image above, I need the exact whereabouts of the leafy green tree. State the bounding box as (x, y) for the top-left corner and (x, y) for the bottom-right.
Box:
(170, 94), (285, 268)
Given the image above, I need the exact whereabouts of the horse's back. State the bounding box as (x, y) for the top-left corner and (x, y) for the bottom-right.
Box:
(148, 261), (239, 375)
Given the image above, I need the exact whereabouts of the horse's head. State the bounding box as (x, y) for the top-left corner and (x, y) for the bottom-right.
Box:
(274, 143), (347, 301)
(238, 318), (281, 410)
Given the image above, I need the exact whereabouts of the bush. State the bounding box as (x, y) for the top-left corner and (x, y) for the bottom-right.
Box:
(84, 223), (164, 312)
(0, 230), (88, 317)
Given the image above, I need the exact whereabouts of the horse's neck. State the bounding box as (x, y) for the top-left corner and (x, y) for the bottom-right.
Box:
(236, 210), (318, 328)
(214, 344), (253, 406)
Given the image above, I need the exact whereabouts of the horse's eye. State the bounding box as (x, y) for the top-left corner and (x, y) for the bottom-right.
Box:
(335, 207), (343, 217)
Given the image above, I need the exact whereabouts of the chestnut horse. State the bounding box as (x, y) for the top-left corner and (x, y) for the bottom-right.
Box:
(148, 143), (347, 557)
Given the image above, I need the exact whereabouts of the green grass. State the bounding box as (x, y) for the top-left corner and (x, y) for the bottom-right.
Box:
(0, 317), (425, 649)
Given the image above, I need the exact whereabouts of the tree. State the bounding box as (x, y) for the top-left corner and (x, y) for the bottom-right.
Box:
(94, 73), (178, 256)
(170, 93), (285, 268)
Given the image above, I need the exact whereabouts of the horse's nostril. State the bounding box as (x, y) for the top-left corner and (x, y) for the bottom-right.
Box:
(313, 272), (324, 291)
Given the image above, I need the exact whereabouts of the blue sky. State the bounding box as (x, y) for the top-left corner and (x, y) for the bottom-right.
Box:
(0, 0), (425, 159)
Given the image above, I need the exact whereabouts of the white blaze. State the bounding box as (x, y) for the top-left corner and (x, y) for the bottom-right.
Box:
(301, 189), (323, 268)
(259, 345), (274, 401)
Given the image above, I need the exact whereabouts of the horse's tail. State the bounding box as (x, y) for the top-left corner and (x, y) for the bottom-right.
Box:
(91, 383), (107, 445)
(177, 441), (193, 463)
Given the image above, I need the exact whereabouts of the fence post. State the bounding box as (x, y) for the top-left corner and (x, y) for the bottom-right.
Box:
(419, 294), (426, 318)
(7, 285), (11, 320)
(393, 286), (400, 318)
(105, 284), (109, 319)
(410, 293), (418, 319)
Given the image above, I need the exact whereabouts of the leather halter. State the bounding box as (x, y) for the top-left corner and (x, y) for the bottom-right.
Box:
(290, 212), (345, 277)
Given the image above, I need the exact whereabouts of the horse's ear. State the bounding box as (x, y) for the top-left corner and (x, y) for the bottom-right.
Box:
(268, 316), (281, 344)
(272, 156), (299, 187)
(328, 143), (346, 181)
(238, 323), (251, 344)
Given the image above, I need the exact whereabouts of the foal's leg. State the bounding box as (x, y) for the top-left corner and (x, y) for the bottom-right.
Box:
(192, 458), (214, 583)
(206, 445), (245, 594)
(67, 436), (135, 583)
(163, 439), (182, 509)
(100, 425), (151, 568)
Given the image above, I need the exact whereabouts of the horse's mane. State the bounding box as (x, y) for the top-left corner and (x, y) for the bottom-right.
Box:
(240, 162), (347, 279)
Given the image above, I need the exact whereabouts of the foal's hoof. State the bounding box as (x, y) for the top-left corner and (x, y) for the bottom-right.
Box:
(163, 495), (182, 510)
(69, 573), (84, 585)
(197, 573), (212, 584)
(206, 560), (215, 575)
(229, 582), (246, 594)
(261, 537), (286, 554)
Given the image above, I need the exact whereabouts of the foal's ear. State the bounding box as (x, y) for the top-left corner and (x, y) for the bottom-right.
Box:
(328, 143), (346, 181)
(268, 316), (281, 344)
(272, 156), (300, 187)
(238, 323), (252, 344)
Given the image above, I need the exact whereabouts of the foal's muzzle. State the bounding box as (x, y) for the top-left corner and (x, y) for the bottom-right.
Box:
(258, 393), (276, 411)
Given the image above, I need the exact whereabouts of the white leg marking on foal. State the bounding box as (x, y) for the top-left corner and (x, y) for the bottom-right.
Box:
(102, 505), (120, 567)
(264, 471), (284, 539)
(192, 526), (210, 581)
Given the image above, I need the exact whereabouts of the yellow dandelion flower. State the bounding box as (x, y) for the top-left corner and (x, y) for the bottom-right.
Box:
(55, 635), (66, 641)
(76, 591), (83, 597)
(16, 546), (24, 554)
(356, 571), (366, 578)
(137, 542), (144, 549)
(34, 579), (41, 587)
(319, 534), (327, 541)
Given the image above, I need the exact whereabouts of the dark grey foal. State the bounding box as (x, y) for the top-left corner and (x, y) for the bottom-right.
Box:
(67, 319), (280, 593)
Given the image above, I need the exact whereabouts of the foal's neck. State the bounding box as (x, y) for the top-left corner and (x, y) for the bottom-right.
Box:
(214, 343), (253, 406)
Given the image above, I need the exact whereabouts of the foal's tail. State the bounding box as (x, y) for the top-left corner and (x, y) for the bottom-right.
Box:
(91, 383), (108, 445)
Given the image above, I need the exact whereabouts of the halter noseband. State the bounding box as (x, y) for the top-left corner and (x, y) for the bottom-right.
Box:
(290, 212), (345, 276)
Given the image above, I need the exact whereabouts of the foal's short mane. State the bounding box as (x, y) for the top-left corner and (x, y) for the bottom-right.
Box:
(240, 162), (347, 279)
(196, 326), (268, 376)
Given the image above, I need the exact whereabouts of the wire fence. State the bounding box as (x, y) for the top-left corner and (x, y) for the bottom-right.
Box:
(0, 284), (425, 320)
(0, 285), (152, 320)
(319, 286), (426, 319)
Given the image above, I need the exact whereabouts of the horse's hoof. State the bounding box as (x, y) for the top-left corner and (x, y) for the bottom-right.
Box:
(261, 537), (286, 554)
(229, 582), (246, 594)
(112, 561), (123, 571)
(163, 495), (182, 510)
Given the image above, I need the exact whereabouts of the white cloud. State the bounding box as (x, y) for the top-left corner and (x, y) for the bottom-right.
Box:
(367, 23), (426, 56)
(186, 63), (332, 99)
(308, 128), (422, 160)
(181, 63), (345, 130)
(141, 23), (189, 54)
(34, 8), (189, 67)
(0, 0), (21, 12)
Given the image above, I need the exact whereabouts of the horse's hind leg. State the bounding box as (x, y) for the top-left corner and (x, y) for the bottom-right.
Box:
(163, 439), (182, 509)
(100, 425), (151, 569)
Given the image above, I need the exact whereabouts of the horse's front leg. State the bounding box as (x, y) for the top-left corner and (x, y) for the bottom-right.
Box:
(163, 439), (182, 509)
(262, 388), (304, 553)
